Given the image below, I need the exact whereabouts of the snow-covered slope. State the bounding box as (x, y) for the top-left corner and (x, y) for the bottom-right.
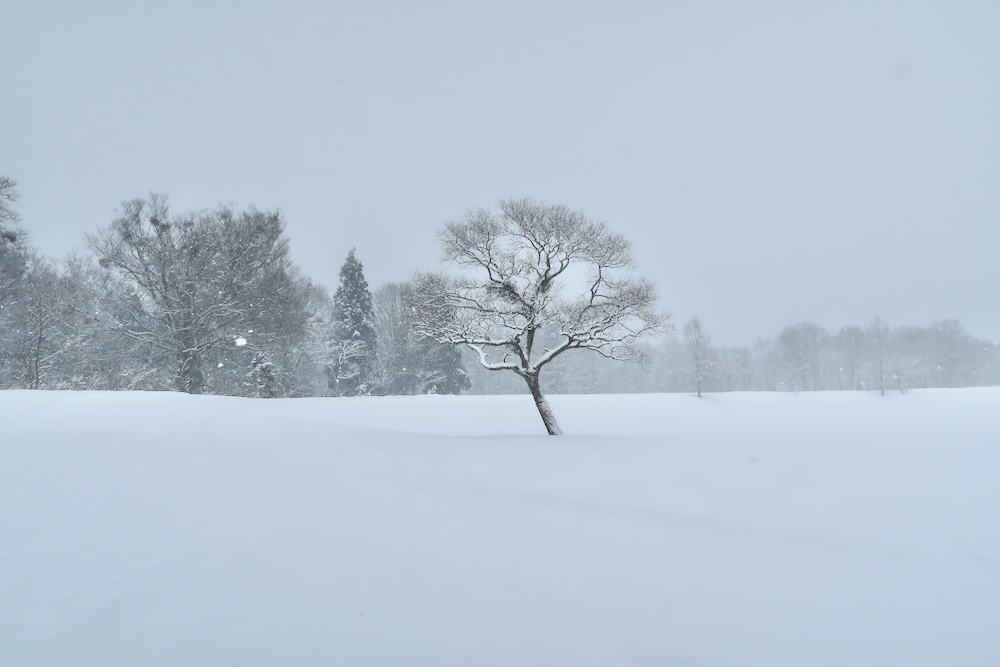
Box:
(1, 389), (998, 666)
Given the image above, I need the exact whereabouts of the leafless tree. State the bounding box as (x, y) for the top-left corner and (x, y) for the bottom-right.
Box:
(0, 177), (26, 308)
(868, 316), (891, 396)
(411, 198), (668, 435)
(89, 195), (307, 393)
(326, 338), (369, 390)
(0, 176), (21, 241)
(684, 316), (710, 398)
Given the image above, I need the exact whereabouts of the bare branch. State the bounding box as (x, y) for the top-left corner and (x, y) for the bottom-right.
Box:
(411, 198), (670, 432)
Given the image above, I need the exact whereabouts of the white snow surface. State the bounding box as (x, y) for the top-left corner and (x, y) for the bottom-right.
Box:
(1, 389), (998, 666)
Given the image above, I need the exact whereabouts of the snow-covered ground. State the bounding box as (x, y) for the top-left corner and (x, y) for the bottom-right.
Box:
(1, 389), (998, 666)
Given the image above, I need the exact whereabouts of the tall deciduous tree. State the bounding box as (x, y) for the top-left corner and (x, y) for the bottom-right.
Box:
(411, 198), (667, 435)
(684, 316), (710, 398)
(89, 195), (307, 393)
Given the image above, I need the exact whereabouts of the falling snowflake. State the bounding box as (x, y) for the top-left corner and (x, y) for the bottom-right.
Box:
(234, 337), (248, 347)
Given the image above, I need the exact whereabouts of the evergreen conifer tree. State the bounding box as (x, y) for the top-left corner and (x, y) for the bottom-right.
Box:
(330, 249), (377, 395)
(250, 351), (279, 398)
(413, 336), (471, 394)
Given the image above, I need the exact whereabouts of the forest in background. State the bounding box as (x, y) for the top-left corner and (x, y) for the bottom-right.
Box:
(1, 182), (997, 397)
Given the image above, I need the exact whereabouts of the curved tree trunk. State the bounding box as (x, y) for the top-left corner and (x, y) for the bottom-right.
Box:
(524, 373), (562, 436)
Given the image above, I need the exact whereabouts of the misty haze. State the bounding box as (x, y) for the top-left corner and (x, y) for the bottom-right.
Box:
(2, 2), (998, 666)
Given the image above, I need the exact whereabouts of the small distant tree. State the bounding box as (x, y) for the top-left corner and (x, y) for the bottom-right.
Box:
(12, 257), (63, 389)
(250, 351), (279, 397)
(834, 325), (866, 390)
(0, 176), (21, 242)
(329, 249), (377, 395)
(868, 316), (890, 396)
(411, 198), (668, 435)
(684, 316), (711, 397)
(0, 177), (27, 305)
(778, 321), (826, 391)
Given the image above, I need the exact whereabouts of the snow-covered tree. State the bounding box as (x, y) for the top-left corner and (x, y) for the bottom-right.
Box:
(0, 178), (27, 310)
(833, 325), (867, 390)
(778, 321), (826, 392)
(89, 195), (307, 393)
(0, 180), (40, 388)
(269, 279), (335, 397)
(414, 337), (471, 394)
(867, 316), (891, 396)
(7, 256), (62, 388)
(0, 176), (21, 244)
(329, 249), (377, 396)
(411, 198), (668, 435)
(249, 351), (280, 398)
(50, 255), (171, 390)
(370, 282), (470, 395)
(683, 316), (711, 398)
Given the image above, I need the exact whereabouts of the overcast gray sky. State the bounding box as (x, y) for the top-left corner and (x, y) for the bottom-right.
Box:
(4, 0), (998, 344)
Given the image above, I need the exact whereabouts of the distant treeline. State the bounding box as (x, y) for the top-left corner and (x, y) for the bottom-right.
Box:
(1, 184), (995, 396)
(467, 317), (999, 395)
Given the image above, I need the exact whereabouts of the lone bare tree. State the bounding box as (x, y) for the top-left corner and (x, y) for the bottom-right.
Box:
(411, 199), (668, 435)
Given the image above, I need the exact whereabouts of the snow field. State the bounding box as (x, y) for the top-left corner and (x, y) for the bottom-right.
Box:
(1, 389), (998, 666)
